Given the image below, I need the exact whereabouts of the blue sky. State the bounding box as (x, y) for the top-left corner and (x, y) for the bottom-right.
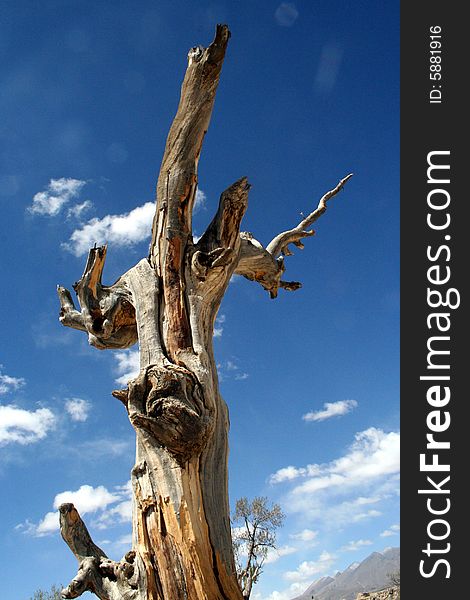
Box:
(0, 2), (399, 599)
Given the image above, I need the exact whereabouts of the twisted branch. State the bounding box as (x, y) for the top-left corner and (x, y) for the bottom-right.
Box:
(234, 174), (353, 297)
(59, 503), (138, 600)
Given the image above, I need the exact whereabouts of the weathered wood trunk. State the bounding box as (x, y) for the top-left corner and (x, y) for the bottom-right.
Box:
(56, 24), (352, 600)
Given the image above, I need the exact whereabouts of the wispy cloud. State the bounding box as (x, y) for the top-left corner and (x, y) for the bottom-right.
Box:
(29, 178), (86, 216)
(67, 199), (92, 220)
(217, 359), (249, 382)
(341, 539), (373, 552)
(380, 524), (400, 538)
(114, 349), (140, 386)
(214, 313), (226, 338)
(270, 428), (399, 490)
(289, 528), (319, 543)
(65, 398), (91, 422)
(302, 399), (358, 422)
(265, 545), (297, 564)
(274, 3), (299, 27)
(0, 368), (26, 394)
(314, 43), (343, 94)
(284, 550), (337, 582)
(269, 428), (399, 528)
(19, 482), (131, 537)
(0, 405), (56, 446)
(194, 188), (207, 212)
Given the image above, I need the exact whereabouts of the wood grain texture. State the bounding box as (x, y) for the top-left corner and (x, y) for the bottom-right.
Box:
(56, 24), (351, 600)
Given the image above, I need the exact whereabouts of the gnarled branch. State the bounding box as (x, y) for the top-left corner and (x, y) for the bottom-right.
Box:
(266, 173), (353, 258)
(58, 246), (137, 350)
(234, 174), (353, 297)
(59, 503), (138, 600)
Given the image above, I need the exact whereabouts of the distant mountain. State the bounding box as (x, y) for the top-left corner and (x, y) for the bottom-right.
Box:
(291, 547), (400, 600)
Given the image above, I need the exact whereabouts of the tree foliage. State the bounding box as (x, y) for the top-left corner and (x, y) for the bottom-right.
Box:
(29, 584), (63, 600)
(232, 497), (285, 599)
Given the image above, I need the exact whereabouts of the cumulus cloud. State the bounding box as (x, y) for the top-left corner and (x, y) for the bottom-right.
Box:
(0, 369), (26, 394)
(20, 482), (131, 537)
(53, 484), (120, 514)
(29, 178), (86, 216)
(302, 399), (358, 422)
(65, 187), (207, 256)
(65, 398), (91, 422)
(274, 3), (299, 27)
(65, 201), (154, 256)
(114, 349), (140, 386)
(0, 405), (56, 446)
(269, 464), (321, 485)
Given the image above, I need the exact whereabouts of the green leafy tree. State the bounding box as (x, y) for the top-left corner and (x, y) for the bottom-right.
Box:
(232, 497), (285, 599)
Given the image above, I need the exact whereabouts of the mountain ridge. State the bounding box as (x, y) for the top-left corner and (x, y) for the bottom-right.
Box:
(291, 547), (400, 600)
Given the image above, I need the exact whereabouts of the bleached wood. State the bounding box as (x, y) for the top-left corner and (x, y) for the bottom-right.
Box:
(56, 24), (351, 600)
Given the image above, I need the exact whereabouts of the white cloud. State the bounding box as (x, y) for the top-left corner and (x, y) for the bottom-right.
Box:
(0, 369), (26, 394)
(274, 3), (299, 27)
(341, 539), (373, 552)
(214, 313), (226, 338)
(20, 482), (131, 537)
(65, 398), (91, 422)
(380, 524), (400, 537)
(235, 373), (249, 380)
(67, 199), (92, 220)
(53, 484), (120, 514)
(290, 528), (319, 543)
(65, 201), (154, 256)
(0, 405), (56, 445)
(269, 428), (399, 526)
(35, 511), (60, 536)
(217, 359), (249, 383)
(283, 551), (336, 582)
(65, 187), (208, 256)
(351, 509), (382, 522)
(252, 584), (307, 600)
(114, 349), (140, 386)
(269, 464), (321, 485)
(194, 188), (206, 212)
(265, 545), (297, 564)
(29, 178), (86, 216)
(302, 399), (357, 422)
(271, 428), (399, 492)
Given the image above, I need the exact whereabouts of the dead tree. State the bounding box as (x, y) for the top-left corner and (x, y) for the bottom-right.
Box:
(56, 25), (352, 600)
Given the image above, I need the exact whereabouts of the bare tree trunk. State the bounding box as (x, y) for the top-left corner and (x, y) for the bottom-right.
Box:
(56, 24), (352, 600)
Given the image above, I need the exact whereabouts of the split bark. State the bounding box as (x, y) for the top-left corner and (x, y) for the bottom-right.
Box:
(56, 24), (352, 600)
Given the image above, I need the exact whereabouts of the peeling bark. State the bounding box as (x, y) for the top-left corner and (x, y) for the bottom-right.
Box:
(56, 24), (352, 600)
